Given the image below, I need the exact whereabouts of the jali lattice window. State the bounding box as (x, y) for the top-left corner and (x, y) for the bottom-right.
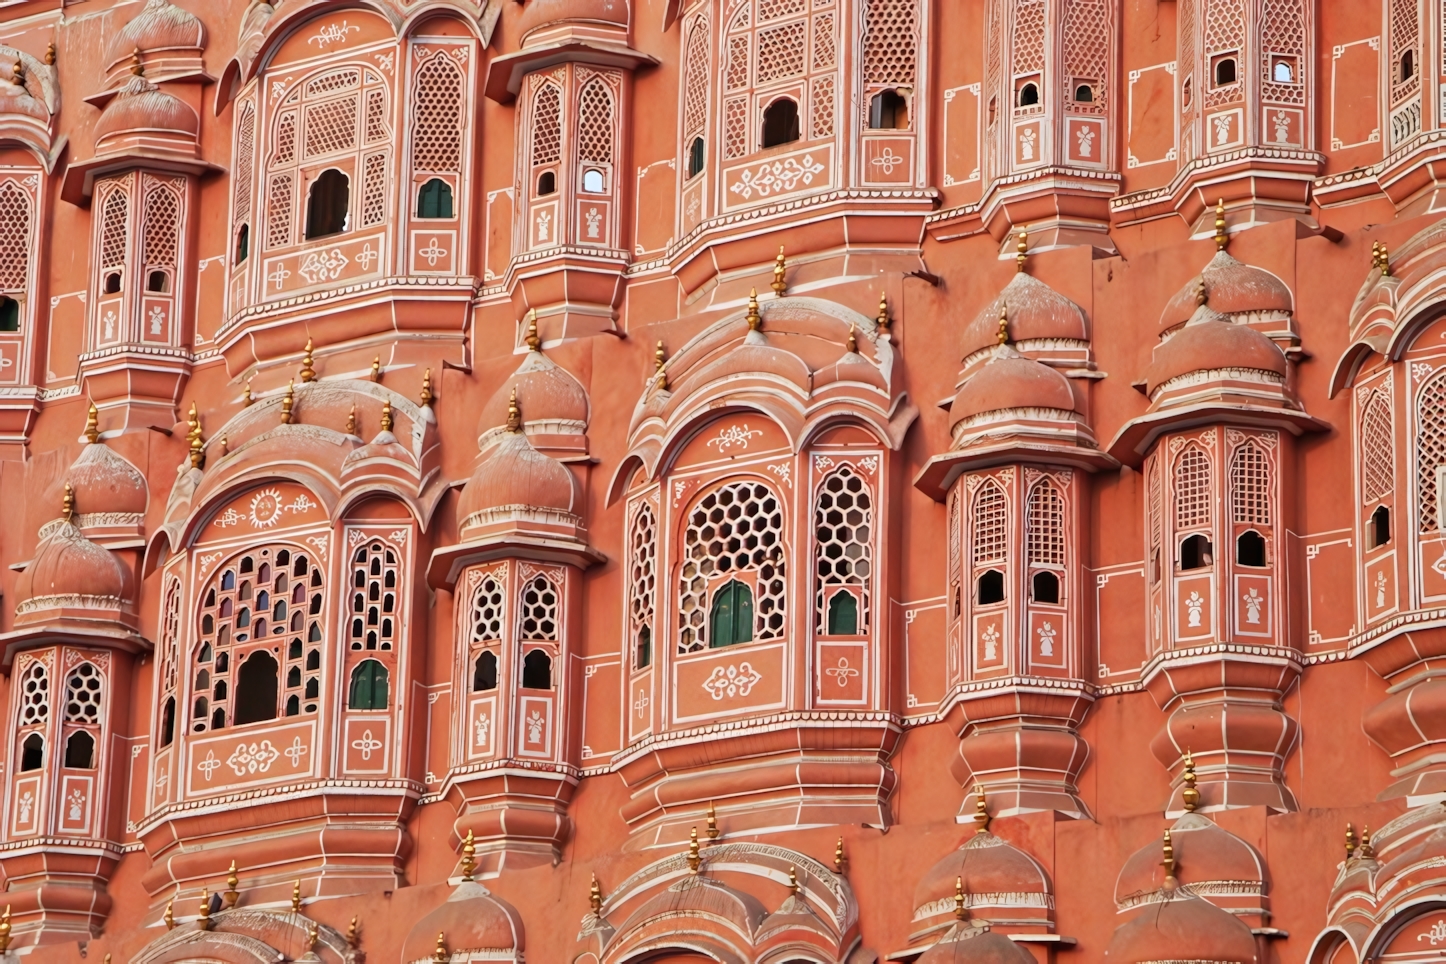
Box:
(1174, 446), (1213, 530)
(722, 0), (838, 158)
(1230, 441), (1271, 525)
(682, 14), (711, 176)
(0, 178), (33, 326)
(1417, 370), (1446, 531)
(64, 664), (102, 724)
(629, 503), (657, 668)
(814, 466), (873, 634)
(1026, 479), (1066, 566)
(19, 661), (48, 727)
(349, 541), (398, 652)
(1362, 391), (1394, 504)
(678, 481), (786, 653)
(470, 572), (505, 690)
(972, 481), (1008, 566)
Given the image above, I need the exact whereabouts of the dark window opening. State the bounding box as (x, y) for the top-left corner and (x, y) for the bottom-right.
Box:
(1032, 570), (1061, 604)
(977, 569), (1005, 605)
(233, 651), (279, 725)
(1214, 57), (1237, 86)
(1180, 534), (1213, 571)
(286, 694), (300, 716)
(827, 591), (859, 635)
(987, 96), (998, 126)
(473, 651), (498, 691)
(211, 707), (226, 729)
(761, 98), (800, 148)
(304, 169), (350, 240)
(1236, 530), (1267, 567)
(65, 730), (95, 769)
(103, 272), (122, 294)
(1017, 82), (1040, 107)
(710, 579), (754, 647)
(1074, 83), (1095, 102)
(160, 697), (176, 747)
(687, 137), (705, 178)
(1402, 50), (1416, 82)
(522, 649), (552, 689)
(348, 659), (389, 710)
(536, 170), (557, 196)
(20, 733), (43, 771)
(1371, 506), (1392, 548)
(869, 89), (909, 129)
(636, 626), (652, 669)
(193, 696), (208, 720)
(0, 296), (18, 332)
(415, 178), (454, 219)
(235, 224), (249, 264)
(146, 270), (169, 293)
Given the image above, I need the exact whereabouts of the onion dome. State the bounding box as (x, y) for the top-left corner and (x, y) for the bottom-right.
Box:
(1142, 305), (1287, 396)
(92, 73), (200, 154)
(1105, 890), (1257, 964)
(913, 832), (1052, 934)
(103, 0), (206, 75)
(624, 874), (766, 938)
(949, 346), (1079, 430)
(458, 430), (580, 524)
(916, 923), (1036, 964)
(1160, 250), (1292, 334)
(814, 328), (888, 392)
(400, 881), (523, 963)
(1115, 814), (1266, 912)
(67, 441), (147, 518)
(13, 485), (136, 633)
(479, 334), (590, 459)
(961, 273), (1088, 359)
(0, 63), (48, 124)
(517, 0), (630, 43)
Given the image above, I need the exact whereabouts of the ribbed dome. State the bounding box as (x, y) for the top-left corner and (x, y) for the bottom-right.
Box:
(1105, 891), (1257, 963)
(1160, 251), (1293, 333)
(479, 351), (589, 436)
(962, 273), (1088, 358)
(1115, 814), (1264, 906)
(914, 833), (1051, 918)
(949, 348), (1079, 427)
(0, 73), (48, 123)
(104, 0), (205, 70)
(67, 443), (147, 517)
(400, 881), (523, 963)
(458, 431), (578, 519)
(1144, 311), (1287, 395)
(916, 924), (1037, 964)
(623, 875), (765, 937)
(93, 74), (199, 144)
(517, 0), (630, 41)
(15, 520), (132, 607)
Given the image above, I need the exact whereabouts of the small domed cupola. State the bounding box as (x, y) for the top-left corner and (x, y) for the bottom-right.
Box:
(478, 317), (590, 460)
(960, 271), (1088, 363)
(62, 420), (149, 544)
(0, 58), (50, 127)
(484, 0), (655, 102)
(401, 878), (525, 964)
(1105, 888), (1258, 964)
(99, 0), (207, 94)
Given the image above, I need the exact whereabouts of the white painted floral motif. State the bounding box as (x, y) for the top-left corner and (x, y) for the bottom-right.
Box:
(297, 248), (349, 284)
(527, 710), (545, 744)
(706, 423), (763, 453)
(981, 623), (999, 661)
(767, 463), (792, 487)
(702, 662), (762, 700)
(17, 791), (32, 823)
(1185, 591), (1205, 628)
(67, 788), (84, 821)
(1212, 113), (1233, 146)
(1036, 621), (1056, 657)
(309, 21), (360, 47)
(585, 208), (602, 238)
(267, 265), (292, 290)
(1273, 111), (1291, 143)
(227, 740), (281, 776)
(149, 306), (166, 335)
(1242, 587), (1264, 624)
(103, 309), (116, 340)
(1018, 129), (1037, 160)
(871, 148), (904, 175)
(536, 211), (551, 242)
(197, 750), (221, 780)
(1075, 127), (1095, 157)
(1376, 570), (1388, 609)
(351, 729), (383, 761)
(728, 154), (826, 200)
(1419, 920), (1446, 946)
(355, 243), (378, 272)
(284, 736), (308, 766)
(418, 238), (447, 267)
(632, 692), (649, 718)
(474, 714), (491, 747)
(825, 657), (859, 688)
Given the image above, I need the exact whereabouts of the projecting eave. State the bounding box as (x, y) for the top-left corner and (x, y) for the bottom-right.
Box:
(913, 441), (1117, 502)
(0, 624), (151, 671)
(1106, 404), (1331, 467)
(484, 40), (658, 102)
(427, 535), (605, 591)
(61, 150), (222, 206)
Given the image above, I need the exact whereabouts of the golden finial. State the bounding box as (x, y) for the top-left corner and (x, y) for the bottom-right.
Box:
(346, 916), (359, 948)
(380, 399), (394, 434)
(996, 303), (1009, 347)
(0, 904), (12, 950)
(1381, 243), (1392, 277)
(45, 42), (55, 67)
(654, 340), (668, 391)
(1181, 751), (1200, 812)
(62, 481), (75, 522)
(197, 888), (212, 931)
(163, 899), (175, 931)
(1345, 822), (1358, 858)
(589, 873), (603, 914)
(706, 801), (719, 839)
(345, 405), (356, 436)
(846, 323), (858, 354)
(460, 828), (476, 882)
(1161, 829), (1177, 884)
(290, 879), (302, 913)
(420, 368), (433, 407)
(216, 434), (227, 459)
(1214, 198), (1228, 251)
(1195, 277), (1208, 307)
(280, 380), (295, 424)
(299, 338), (315, 383)
(187, 401), (204, 469)
(687, 827), (701, 873)
(772, 246), (787, 298)
(10, 59), (22, 86)
(104, 956), (111, 964)
(370, 355), (382, 382)
(834, 836), (846, 874)
(307, 921), (319, 951)
(876, 291), (891, 335)
(1016, 227), (1028, 272)
(525, 309), (541, 351)
(223, 859), (239, 908)
(972, 784), (991, 833)
(788, 866), (800, 895)
(242, 376), (253, 406)
(505, 387), (521, 433)
(84, 402), (99, 444)
(1371, 241), (1382, 270)
(130, 48), (142, 76)
(1360, 825), (1375, 859)
(746, 288), (762, 331)
(433, 932), (448, 964)
(953, 876), (966, 920)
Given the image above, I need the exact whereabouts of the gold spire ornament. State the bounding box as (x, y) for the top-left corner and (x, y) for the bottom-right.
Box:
(346, 916), (359, 949)
(687, 827), (702, 873)
(163, 899), (175, 931)
(130, 48), (142, 76)
(788, 866), (800, 895)
(505, 388), (521, 433)
(996, 303), (1009, 347)
(371, 355), (382, 382)
(460, 828), (476, 882)
(746, 288), (762, 331)
(346, 405), (357, 436)
(834, 836), (847, 874)
(216, 434), (228, 459)
(307, 921), (319, 952)
(432, 932), (448, 964)
(187, 401), (204, 469)
(972, 784), (991, 833)
(1214, 198), (1228, 251)
(1380, 243), (1392, 277)
(223, 859), (240, 908)
(381, 399), (394, 434)
(299, 338), (315, 383)
(772, 246), (787, 297)
(846, 324), (858, 354)
(280, 381), (295, 425)
(197, 888), (212, 931)
(242, 376), (254, 406)
(706, 801), (719, 840)
(1371, 241), (1382, 271)
(1016, 228), (1028, 272)
(1360, 826), (1375, 859)
(420, 368), (433, 407)
(953, 877), (966, 920)
(1345, 822), (1358, 858)
(876, 291), (891, 335)
(589, 874), (603, 914)
(11, 59), (22, 86)
(290, 880), (302, 913)
(45, 42), (54, 66)
(62, 482), (75, 522)
(525, 310), (541, 351)
(1161, 829), (1177, 884)
(1181, 751), (1200, 812)
(0, 904), (12, 950)
(654, 340), (668, 391)
(1195, 277), (1208, 307)
(84, 402), (99, 444)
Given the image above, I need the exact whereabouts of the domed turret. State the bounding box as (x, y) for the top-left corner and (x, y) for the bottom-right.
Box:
(104, 0), (205, 72)
(916, 923), (1036, 964)
(12, 487), (137, 634)
(949, 346), (1079, 430)
(1143, 304), (1288, 396)
(1160, 250), (1293, 335)
(0, 60), (48, 125)
(458, 426), (580, 529)
(479, 319), (590, 459)
(401, 880), (524, 963)
(92, 73), (199, 155)
(516, 0), (630, 45)
(1115, 814), (1266, 918)
(1105, 889), (1257, 963)
(961, 272), (1088, 360)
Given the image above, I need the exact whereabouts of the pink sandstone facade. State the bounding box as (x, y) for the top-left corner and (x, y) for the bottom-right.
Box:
(1, 0), (1446, 961)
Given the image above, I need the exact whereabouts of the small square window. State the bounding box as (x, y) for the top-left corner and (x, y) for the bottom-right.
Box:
(1211, 52), (1239, 88)
(1270, 54), (1298, 84)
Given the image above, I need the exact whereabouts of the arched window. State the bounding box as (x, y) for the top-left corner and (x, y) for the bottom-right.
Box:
(104, 272), (122, 294)
(868, 89), (908, 129)
(681, 14), (710, 175)
(1230, 441), (1271, 525)
(147, 270), (169, 293)
(977, 569), (1005, 604)
(826, 591), (858, 635)
(761, 98), (800, 147)
(141, 180), (180, 302)
(1026, 479), (1066, 567)
(577, 78), (615, 172)
(350, 541), (399, 652)
(19, 661), (49, 727)
(1074, 83), (1095, 102)
(863, 0), (920, 127)
(1174, 446), (1212, 530)
(530, 82), (563, 193)
(582, 169), (605, 193)
(411, 49), (464, 185)
(0, 297), (18, 332)
(679, 481), (786, 652)
(1371, 505), (1392, 548)
(64, 731), (95, 769)
(1032, 571), (1060, 603)
(1401, 49), (1416, 82)
(234, 224), (250, 264)
(348, 659), (389, 709)
(473, 651), (498, 691)
(98, 185), (129, 293)
(1213, 56), (1237, 86)
(1272, 60), (1293, 83)
(415, 178), (454, 219)
(1418, 371), (1446, 531)
(687, 137), (706, 178)
(537, 171), (557, 196)
(709, 580), (754, 647)
(231, 100), (255, 266)
(160, 697), (176, 747)
(1017, 82), (1040, 106)
(629, 503), (658, 669)
(972, 480), (1008, 568)
(1180, 534), (1213, 570)
(1236, 530), (1266, 567)
(305, 169), (350, 239)
(233, 651), (279, 725)
(20, 733), (43, 772)
(522, 649), (553, 688)
(1362, 391), (1394, 503)
(815, 466), (873, 634)
(0, 178), (35, 328)
(519, 575), (560, 640)
(64, 663), (103, 725)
